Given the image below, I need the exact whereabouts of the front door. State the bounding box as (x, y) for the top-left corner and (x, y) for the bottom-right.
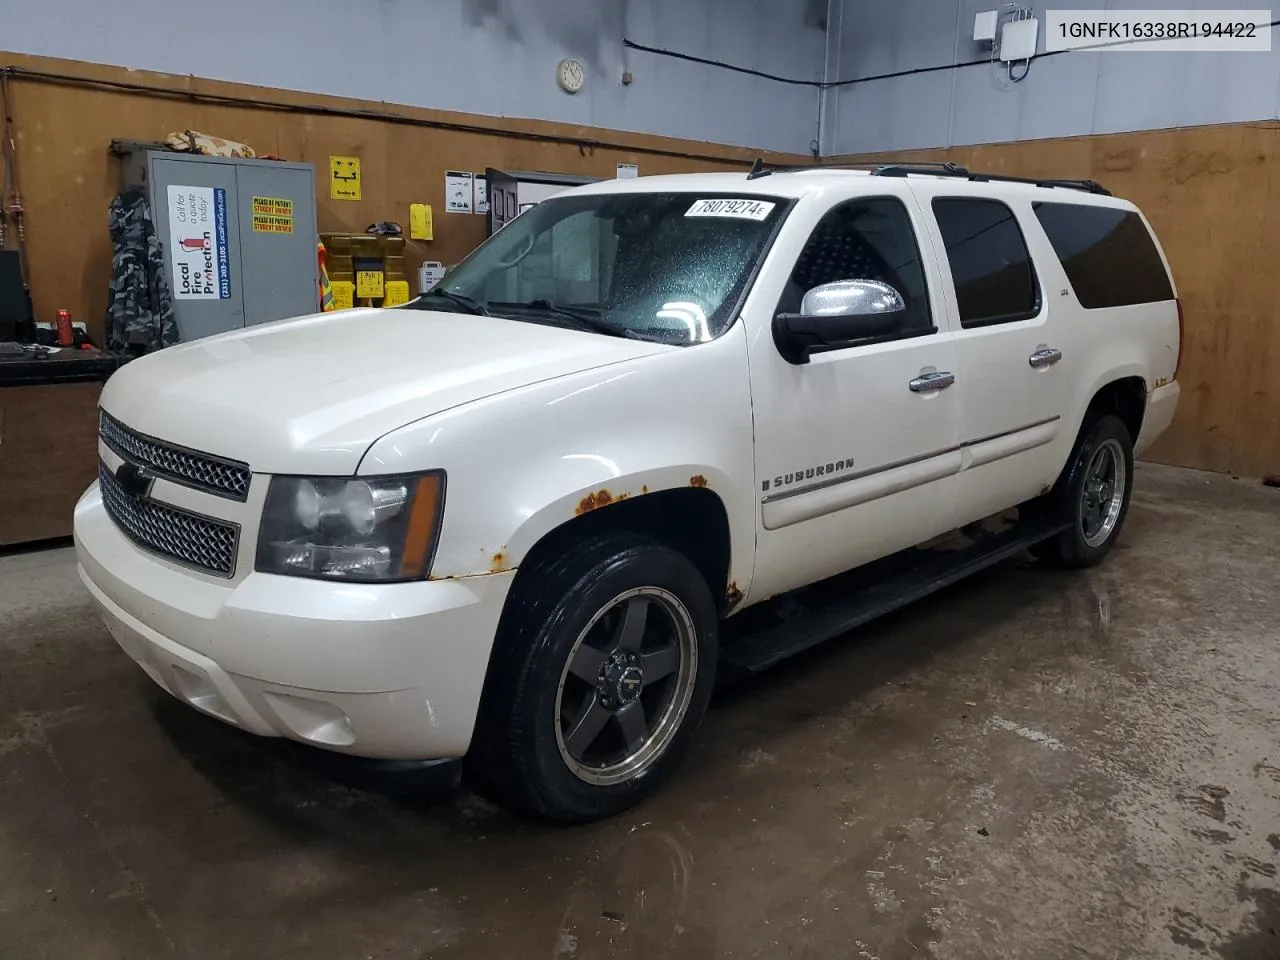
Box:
(915, 190), (1070, 523)
(747, 189), (963, 601)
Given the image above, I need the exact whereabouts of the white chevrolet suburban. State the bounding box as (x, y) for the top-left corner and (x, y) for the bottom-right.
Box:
(74, 162), (1181, 822)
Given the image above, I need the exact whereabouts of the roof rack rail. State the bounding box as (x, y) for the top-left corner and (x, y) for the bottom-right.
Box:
(958, 170), (1111, 195)
(745, 159), (884, 180)
(869, 162), (970, 178)
(743, 156), (1110, 195)
(869, 163), (1109, 194)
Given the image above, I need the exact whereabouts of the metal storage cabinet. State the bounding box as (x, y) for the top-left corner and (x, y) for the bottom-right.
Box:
(123, 150), (319, 342)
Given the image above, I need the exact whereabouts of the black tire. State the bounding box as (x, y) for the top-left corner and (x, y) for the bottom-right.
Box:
(464, 533), (719, 823)
(1031, 413), (1135, 568)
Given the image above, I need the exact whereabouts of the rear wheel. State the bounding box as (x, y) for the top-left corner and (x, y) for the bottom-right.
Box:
(465, 534), (718, 822)
(1032, 414), (1134, 568)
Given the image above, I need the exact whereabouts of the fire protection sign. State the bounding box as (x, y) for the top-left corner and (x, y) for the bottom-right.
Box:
(167, 185), (231, 300)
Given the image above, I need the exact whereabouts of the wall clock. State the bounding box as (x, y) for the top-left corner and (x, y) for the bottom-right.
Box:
(557, 58), (585, 94)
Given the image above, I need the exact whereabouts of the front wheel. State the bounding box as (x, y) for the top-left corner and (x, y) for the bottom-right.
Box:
(1032, 413), (1135, 568)
(465, 534), (718, 822)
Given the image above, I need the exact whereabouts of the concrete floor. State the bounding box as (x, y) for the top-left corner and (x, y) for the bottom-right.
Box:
(2, 463), (1279, 960)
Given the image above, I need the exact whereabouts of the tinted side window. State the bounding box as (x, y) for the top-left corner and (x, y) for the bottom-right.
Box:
(1033, 202), (1174, 308)
(783, 197), (933, 337)
(931, 198), (1039, 327)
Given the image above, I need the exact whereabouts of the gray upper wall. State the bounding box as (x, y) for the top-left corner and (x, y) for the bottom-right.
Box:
(8, 0), (1273, 158)
(2, 0), (826, 155)
(824, 0), (1280, 155)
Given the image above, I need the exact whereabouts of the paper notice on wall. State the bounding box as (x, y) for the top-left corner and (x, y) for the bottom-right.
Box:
(330, 156), (362, 201)
(409, 202), (434, 240)
(445, 171), (474, 213)
(474, 176), (489, 214)
(616, 163), (638, 179)
(167, 185), (231, 299)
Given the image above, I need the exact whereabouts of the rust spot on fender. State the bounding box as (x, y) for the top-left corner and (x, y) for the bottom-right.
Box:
(725, 581), (743, 606)
(641, 484), (649, 495)
(489, 550), (511, 573)
(689, 474), (708, 488)
(576, 489), (615, 515)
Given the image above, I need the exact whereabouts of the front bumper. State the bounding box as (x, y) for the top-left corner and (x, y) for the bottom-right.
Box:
(74, 483), (514, 760)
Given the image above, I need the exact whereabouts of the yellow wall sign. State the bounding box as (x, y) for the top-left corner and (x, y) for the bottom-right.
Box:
(356, 270), (385, 298)
(330, 156), (362, 201)
(383, 280), (410, 306)
(330, 280), (355, 311)
(251, 196), (294, 234)
(409, 203), (433, 241)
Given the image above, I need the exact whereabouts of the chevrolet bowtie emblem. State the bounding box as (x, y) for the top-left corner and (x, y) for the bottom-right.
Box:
(115, 461), (155, 498)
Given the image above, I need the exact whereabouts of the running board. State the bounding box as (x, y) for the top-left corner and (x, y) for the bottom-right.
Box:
(721, 517), (1070, 674)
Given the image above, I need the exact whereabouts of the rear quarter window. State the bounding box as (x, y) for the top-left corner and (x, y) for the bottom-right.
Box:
(1032, 202), (1174, 308)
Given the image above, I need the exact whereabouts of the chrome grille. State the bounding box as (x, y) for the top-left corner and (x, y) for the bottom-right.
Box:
(99, 411), (251, 501)
(99, 460), (240, 577)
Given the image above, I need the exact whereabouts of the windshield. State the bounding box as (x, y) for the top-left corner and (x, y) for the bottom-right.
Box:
(403, 191), (788, 343)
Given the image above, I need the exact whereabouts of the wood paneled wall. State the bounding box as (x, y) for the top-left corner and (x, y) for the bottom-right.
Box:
(0, 52), (806, 347)
(838, 124), (1280, 479)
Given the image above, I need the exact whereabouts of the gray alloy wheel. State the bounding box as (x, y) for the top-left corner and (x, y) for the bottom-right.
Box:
(1080, 436), (1128, 548)
(1030, 413), (1134, 569)
(464, 532), (718, 822)
(553, 586), (699, 787)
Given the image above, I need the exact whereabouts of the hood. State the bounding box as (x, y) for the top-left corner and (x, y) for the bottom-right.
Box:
(100, 308), (669, 474)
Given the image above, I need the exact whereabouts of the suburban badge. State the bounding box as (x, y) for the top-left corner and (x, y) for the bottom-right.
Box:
(762, 458), (856, 493)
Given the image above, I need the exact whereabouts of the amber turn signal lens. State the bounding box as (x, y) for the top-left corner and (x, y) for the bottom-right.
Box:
(398, 473), (445, 578)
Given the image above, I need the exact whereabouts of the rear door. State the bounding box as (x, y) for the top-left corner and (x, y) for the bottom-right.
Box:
(1030, 200), (1180, 458)
(914, 187), (1070, 523)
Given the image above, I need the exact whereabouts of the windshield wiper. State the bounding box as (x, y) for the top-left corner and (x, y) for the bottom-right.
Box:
(416, 288), (490, 316)
(510, 299), (643, 340)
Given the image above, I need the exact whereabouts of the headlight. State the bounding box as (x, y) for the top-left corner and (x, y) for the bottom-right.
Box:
(255, 472), (445, 582)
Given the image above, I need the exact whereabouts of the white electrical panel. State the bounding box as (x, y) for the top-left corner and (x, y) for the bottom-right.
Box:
(974, 10), (998, 42)
(1000, 18), (1039, 60)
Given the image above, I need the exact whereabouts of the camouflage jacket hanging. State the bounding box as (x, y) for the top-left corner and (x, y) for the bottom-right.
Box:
(104, 186), (178, 354)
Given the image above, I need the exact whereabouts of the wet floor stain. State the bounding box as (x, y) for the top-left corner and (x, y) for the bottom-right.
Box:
(1178, 785), (1231, 822)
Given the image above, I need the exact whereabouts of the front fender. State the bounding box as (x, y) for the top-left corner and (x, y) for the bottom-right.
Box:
(357, 326), (757, 590)
(496, 463), (740, 564)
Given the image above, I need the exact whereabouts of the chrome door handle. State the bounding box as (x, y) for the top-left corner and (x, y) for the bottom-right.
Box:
(1029, 347), (1063, 368)
(909, 371), (955, 393)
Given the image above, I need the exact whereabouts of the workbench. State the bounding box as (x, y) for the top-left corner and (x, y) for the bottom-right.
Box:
(0, 349), (123, 547)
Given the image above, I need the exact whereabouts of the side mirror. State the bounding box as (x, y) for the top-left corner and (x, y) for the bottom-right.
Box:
(773, 279), (907, 364)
